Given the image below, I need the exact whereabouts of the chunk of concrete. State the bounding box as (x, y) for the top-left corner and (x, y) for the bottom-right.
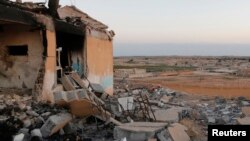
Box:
(75, 89), (89, 100)
(13, 133), (25, 141)
(151, 107), (183, 123)
(118, 97), (134, 112)
(237, 117), (250, 125)
(31, 129), (42, 139)
(90, 83), (104, 93)
(53, 91), (67, 105)
(114, 122), (168, 141)
(207, 116), (216, 124)
(61, 75), (75, 91)
(160, 95), (173, 104)
(156, 129), (172, 141)
(40, 113), (72, 137)
(168, 123), (190, 141)
(148, 139), (157, 141)
(66, 90), (79, 102)
(70, 72), (87, 88)
(241, 107), (250, 117)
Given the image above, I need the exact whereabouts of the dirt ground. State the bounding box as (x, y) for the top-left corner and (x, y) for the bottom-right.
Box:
(115, 56), (250, 99)
(131, 72), (250, 98)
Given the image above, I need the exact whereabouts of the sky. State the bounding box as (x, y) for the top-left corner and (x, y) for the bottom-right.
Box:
(21, 0), (250, 56)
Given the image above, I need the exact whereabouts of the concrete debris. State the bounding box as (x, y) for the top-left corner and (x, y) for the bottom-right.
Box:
(151, 107), (185, 123)
(241, 107), (250, 117)
(240, 101), (250, 106)
(237, 117), (250, 125)
(90, 83), (105, 94)
(195, 98), (242, 125)
(148, 139), (157, 141)
(207, 116), (216, 124)
(53, 91), (68, 105)
(31, 129), (43, 139)
(118, 97), (134, 112)
(60, 75), (75, 91)
(40, 113), (72, 137)
(168, 123), (190, 141)
(13, 133), (25, 141)
(160, 95), (173, 104)
(114, 122), (168, 141)
(0, 48), (250, 141)
(156, 129), (172, 141)
(0, 80), (249, 141)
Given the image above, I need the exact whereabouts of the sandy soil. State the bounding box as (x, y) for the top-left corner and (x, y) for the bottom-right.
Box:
(131, 72), (250, 98)
(115, 56), (250, 99)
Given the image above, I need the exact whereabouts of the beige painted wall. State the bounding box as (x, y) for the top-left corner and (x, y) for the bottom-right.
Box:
(0, 24), (43, 88)
(86, 35), (114, 95)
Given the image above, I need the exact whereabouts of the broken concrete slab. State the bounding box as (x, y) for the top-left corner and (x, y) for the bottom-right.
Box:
(151, 107), (184, 123)
(118, 97), (134, 112)
(90, 83), (104, 93)
(13, 133), (25, 141)
(114, 122), (168, 141)
(53, 89), (118, 125)
(61, 75), (75, 91)
(240, 101), (250, 106)
(207, 116), (216, 124)
(70, 72), (87, 88)
(66, 90), (79, 102)
(168, 123), (190, 141)
(156, 129), (172, 141)
(54, 89), (89, 104)
(40, 113), (72, 137)
(69, 96), (101, 117)
(241, 107), (250, 117)
(160, 95), (173, 104)
(31, 129), (43, 139)
(53, 91), (67, 105)
(75, 89), (89, 100)
(237, 117), (250, 125)
(148, 139), (157, 141)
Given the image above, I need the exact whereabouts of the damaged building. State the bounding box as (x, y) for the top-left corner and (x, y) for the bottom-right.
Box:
(0, 0), (115, 102)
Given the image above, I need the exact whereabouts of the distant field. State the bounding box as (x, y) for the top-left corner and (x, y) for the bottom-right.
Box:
(114, 56), (250, 98)
(114, 64), (196, 72)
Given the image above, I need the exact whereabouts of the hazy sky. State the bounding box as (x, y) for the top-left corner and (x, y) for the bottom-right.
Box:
(21, 0), (250, 56)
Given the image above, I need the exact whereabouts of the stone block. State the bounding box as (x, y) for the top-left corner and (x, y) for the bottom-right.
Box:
(160, 95), (173, 103)
(40, 113), (72, 137)
(242, 107), (250, 117)
(237, 117), (250, 125)
(90, 83), (104, 93)
(118, 97), (134, 112)
(151, 107), (183, 123)
(54, 91), (67, 105)
(168, 123), (190, 141)
(114, 122), (168, 141)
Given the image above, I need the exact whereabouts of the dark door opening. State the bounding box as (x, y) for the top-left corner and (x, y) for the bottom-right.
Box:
(56, 31), (84, 78)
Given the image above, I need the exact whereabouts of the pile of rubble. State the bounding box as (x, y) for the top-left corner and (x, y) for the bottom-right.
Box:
(111, 79), (250, 141)
(1, 80), (250, 141)
(110, 82), (191, 141)
(0, 88), (114, 141)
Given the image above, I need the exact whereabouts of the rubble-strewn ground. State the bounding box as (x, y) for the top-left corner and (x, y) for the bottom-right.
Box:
(1, 56), (250, 141)
(112, 56), (250, 140)
(113, 78), (250, 141)
(0, 88), (114, 141)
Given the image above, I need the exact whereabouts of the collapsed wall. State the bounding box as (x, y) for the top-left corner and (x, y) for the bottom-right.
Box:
(0, 24), (43, 89)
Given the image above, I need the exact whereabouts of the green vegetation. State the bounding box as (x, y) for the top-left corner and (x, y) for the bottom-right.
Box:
(114, 64), (197, 72)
